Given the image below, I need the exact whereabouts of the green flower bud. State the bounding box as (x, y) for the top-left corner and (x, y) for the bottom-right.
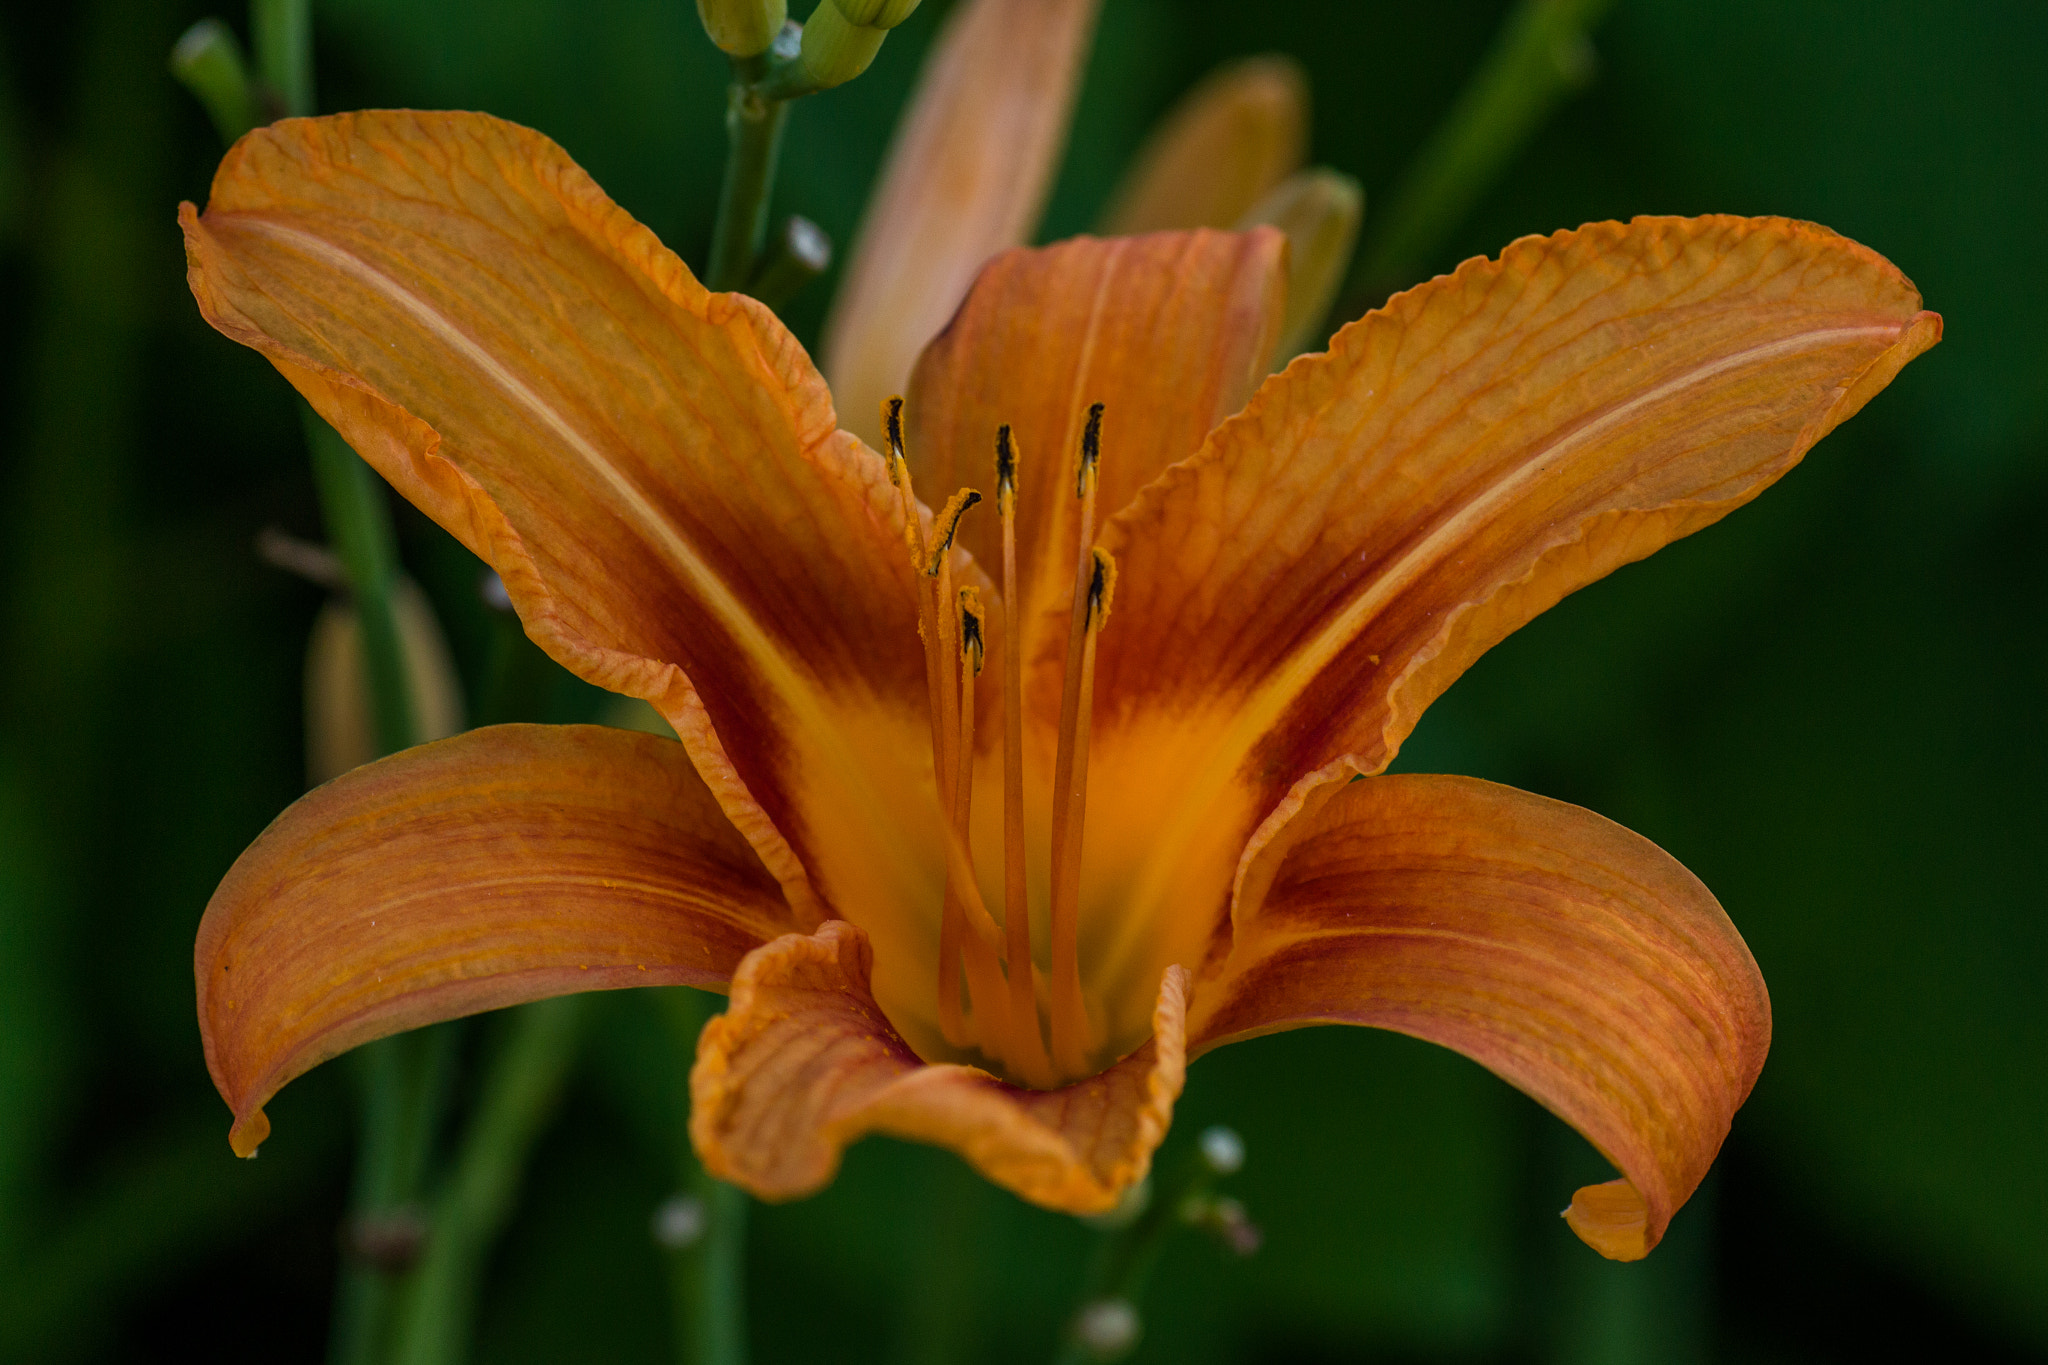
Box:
(826, 0), (920, 28)
(1237, 168), (1365, 362)
(796, 1), (887, 90)
(169, 18), (261, 144)
(696, 0), (788, 58)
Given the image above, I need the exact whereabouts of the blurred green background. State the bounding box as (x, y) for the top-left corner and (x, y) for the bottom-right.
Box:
(1, 0), (2042, 1361)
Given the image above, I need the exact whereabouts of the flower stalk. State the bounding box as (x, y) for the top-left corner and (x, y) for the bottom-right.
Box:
(704, 43), (795, 292)
(1346, 0), (1617, 309)
(388, 998), (586, 1365)
(661, 990), (749, 1365)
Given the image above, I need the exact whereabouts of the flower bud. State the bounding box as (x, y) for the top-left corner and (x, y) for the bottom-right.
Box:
(1236, 167), (1364, 362)
(826, 0), (920, 28)
(795, 0), (887, 90)
(305, 577), (465, 784)
(169, 18), (260, 144)
(650, 1193), (707, 1249)
(696, 0), (788, 57)
(1197, 1124), (1245, 1175)
(1071, 1299), (1141, 1360)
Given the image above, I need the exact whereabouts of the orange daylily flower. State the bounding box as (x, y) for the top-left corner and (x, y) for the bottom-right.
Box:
(182, 103), (1936, 1270)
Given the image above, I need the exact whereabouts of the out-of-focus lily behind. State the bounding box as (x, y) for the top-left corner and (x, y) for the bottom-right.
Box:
(180, 0), (1936, 1271)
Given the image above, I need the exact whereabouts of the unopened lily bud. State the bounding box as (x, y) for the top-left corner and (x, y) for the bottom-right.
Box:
(795, 0), (887, 90)
(696, 0), (787, 57)
(306, 577), (465, 784)
(1237, 167), (1365, 362)
(827, 0), (920, 28)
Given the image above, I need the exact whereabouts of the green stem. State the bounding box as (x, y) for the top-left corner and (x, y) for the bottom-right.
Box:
(389, 999), (585, 1365)
(1051, 1131), (1244, 1365)
(251, 0), (314, 118)
(330, 1028), (457, 1365)
(660, 990), (749, 1365)
(705, 55), (791, 292)
(303, 408), (418, 757)
(1344, 0), (1619, 310)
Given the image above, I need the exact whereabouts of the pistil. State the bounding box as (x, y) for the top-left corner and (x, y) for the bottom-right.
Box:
(995, 428), (1041, 1066)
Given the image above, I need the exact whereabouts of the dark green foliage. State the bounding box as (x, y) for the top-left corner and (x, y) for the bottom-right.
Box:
(0, 1), (2041, 1360)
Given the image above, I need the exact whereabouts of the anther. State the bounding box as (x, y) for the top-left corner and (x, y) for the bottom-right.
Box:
(958, 587), (986, 676)
(1077, 401), (1103, 498)
(925, 488), (982, 576)
(995, 423), (1018, 499)
(1086, 546), (1116, 628)
(882, 396), (907, 477)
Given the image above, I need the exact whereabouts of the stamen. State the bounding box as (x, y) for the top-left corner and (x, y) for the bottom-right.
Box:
(884, 397), (970, 1048)
(1047, 404), (1107, 1080)
(950, 584), (1005, 1034)
(994, 428), (1054, 1086)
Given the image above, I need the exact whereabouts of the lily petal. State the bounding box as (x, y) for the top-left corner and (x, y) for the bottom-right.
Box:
(182, 111), (960, 1049)
(820, 0), (1101, 449)
(1072, 216), (1937, 1042)
(196, 724), (791, 1158)
(692, 919), (1188, 1214)
(1098, 55), (1309, 235)
(906, 229), (1286, 695)
(1191, 774), (1769, 1261)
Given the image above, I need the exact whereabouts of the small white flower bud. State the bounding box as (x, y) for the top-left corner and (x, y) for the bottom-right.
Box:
(1072, 1298), (1141, 1359)
(651, 1193), (707, 1249)
(1198, 1125), (1245, 1175)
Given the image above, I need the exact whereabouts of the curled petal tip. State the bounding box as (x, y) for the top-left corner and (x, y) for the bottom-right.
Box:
(228, 1108), (270, 1159)
(1564, 1178), (1652, 1261)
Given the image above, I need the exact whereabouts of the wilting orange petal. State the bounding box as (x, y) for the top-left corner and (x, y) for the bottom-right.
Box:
(1068, 216), (1938, 1038)
(197, 724), (791, 1158)
(1192, 774), (1769, 1261)
(1098, 55), (1308, 236)
(907, 229), (1285, 708)
(181, 111), (968, 1047)
(820, 0), (1100, 450)
(692, 919), (1188, 1214)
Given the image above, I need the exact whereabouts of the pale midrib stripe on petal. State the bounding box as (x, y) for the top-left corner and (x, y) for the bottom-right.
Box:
(1118, 321), (1902, 940)
(1268, 322), (1903, 699)
(239, 217), (810, 703)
